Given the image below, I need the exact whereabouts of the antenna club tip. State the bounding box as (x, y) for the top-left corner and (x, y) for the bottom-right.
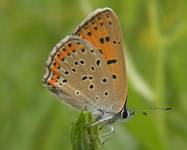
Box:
(164, 107), (172, 110)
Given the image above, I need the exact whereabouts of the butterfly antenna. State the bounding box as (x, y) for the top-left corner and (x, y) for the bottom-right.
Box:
(127, 106), (172, 115)
(142, 106), (172, 111)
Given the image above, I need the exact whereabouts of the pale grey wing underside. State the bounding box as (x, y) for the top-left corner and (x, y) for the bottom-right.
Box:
(43, 35), (115, 112)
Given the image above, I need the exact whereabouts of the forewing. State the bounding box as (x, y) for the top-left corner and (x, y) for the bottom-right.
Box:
(73, 8), (128, 112)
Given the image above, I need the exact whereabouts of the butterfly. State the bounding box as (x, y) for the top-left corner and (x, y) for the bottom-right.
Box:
(42, 8), (134, 132)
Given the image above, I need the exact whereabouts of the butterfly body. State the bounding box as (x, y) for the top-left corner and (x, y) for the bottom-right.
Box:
(43, 8), (132, 124)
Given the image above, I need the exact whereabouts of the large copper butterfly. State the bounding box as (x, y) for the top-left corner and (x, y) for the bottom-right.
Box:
(43, 8), (133, 132)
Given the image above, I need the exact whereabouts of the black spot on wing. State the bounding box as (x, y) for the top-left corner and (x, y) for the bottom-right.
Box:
(107, 59), (117, 65)
(100, 38), (104, 44)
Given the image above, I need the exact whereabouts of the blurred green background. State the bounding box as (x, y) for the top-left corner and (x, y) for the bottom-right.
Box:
(0, 0), (187, 150)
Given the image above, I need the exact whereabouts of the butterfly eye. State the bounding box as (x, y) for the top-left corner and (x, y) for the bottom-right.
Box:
(122, 109), (128, 119)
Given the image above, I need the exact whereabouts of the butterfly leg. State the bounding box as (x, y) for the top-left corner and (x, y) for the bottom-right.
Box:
(99, 125), (115, 144)
(87, 115), (113, 127)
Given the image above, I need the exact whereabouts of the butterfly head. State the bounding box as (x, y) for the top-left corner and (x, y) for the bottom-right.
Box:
(120, 107), (135, 120)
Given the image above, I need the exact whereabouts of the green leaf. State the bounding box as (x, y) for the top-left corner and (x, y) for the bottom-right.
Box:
(71, 109), (102, 150)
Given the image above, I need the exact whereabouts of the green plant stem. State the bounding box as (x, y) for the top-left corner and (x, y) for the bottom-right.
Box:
(71, 109), (102, 150)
